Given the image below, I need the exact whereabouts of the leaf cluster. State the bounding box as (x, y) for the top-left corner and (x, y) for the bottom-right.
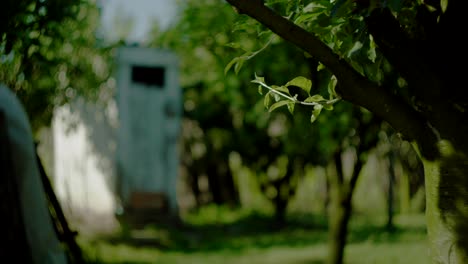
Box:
(253, 74), (339, 123)
(0, 1), (114, 132)
(152, 0), (385, 172)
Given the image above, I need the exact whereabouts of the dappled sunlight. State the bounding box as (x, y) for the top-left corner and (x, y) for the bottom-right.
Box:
(52, 100), (119, 235)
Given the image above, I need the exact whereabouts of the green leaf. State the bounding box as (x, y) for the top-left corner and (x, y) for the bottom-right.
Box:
(303, 2), (327, 13)
(232, 17), (256, 32)
(317, 63), (326, 71)
(273, 93), (281, 102)
(323, 103), (334, 111)
(285, 76), (312, 95)
(224, 57), (239, 75)
(331, 0), (352, 18)
(272, 85), (290, 94)
(287, 102), (295, 114)
(347, 41), (363, 58)
(234, 58), (245, 74)
(226, 52), (251, 75)
(304, 94), (324, 103)
(303, 52), (313, 59)
(225, 42), (241, 49)
(368, 35), (377, 62)
(264, 92), (271, 109)
(258, 85), (263, 95)
(328, 75), (338, 98)
(310, 113), (317, 123)
(440, 0), (448, 13)
(367, 48), (377, 63)
(253, 73), (265, 84)
(269, 100), (290, 112)
(295, 13), (321, 25)
(310, 104), (323, 123)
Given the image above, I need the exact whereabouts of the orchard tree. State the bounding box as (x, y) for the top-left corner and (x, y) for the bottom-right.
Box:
(154, 1), (386, 239)
(322, 105), (381, 264)
(224, 0), (468, 262)
(149, 0), (314, 210)
(0, 0), (113, 133)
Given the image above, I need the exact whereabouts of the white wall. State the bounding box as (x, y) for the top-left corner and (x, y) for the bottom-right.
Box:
(52, 98), (119, 232)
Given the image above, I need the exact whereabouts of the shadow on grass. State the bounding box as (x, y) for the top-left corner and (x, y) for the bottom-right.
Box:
(85, 259), (326, 264)
(95, 210), (426, 255)
(86, 262), (150, 264)
(101, 211), (327, 252)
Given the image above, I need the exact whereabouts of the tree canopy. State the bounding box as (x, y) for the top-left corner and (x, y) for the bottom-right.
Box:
(223, 0), (468, 262)
(225, 0), (466, 159)
(1, 0), (112, 133)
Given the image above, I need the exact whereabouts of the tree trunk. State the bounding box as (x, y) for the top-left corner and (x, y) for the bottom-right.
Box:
(206, 158), (239, 206)
(220, 164), (239, 206)
(326, 150), (364, 264)
(190, 172), (202, 207)
(324, 175), (331, 217)
(420, 142), (468, 263)
(387, 150), (396, 230)
(274, 197), (287, 227)
(399, 168), (410, 214)
(328, 197), (352, 264)
(206, 163), (223, 205)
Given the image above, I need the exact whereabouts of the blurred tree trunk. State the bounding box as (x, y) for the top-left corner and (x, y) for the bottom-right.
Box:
(272, 163), (297, 227)
(399, 166), (410, 215)
(259, 157), (300, 227)
(397, 141), (425, 214)
(386, 149), (396, 230)
(181, 152), (204, 207)
(326, 111), (380, 264)
(273, 189), (288, 227)
(326, 149), (364, 264)
(190, 172), (202, 207)
(328, 193), (353, 264)
(206, 154), (239, 206)
(419, 142), (468, 263)
(181, 132), (239, 208)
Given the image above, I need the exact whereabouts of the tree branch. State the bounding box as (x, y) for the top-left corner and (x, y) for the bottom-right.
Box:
(225, 0), (439, 158)
(365, 8), (468, 155)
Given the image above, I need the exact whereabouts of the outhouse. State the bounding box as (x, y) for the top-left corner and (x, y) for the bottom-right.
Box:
(115, 47), (181, 222)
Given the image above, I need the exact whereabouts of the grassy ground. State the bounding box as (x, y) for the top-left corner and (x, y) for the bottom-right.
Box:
(78, 207), (429, 264)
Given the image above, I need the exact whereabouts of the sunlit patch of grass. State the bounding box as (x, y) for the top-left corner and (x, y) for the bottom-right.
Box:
(80, 239), (164, 264)
(180, 204), (254, 226)
(345, 241), (429, 264)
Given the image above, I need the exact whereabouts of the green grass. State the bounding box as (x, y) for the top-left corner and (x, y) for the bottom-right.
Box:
(79, 208), (429, 264)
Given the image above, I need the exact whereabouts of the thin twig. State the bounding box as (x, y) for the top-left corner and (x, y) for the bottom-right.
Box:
(253, 80), (341, 106)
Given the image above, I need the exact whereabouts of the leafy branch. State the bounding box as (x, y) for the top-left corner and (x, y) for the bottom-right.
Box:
(224, 34), (277, 75)
(252, 74), (341, 123)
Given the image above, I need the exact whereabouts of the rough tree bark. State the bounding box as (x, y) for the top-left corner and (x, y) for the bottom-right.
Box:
(418, 142), (468, 263)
